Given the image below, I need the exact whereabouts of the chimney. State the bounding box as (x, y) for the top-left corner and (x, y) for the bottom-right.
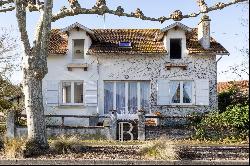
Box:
(198, 15), (211, 49)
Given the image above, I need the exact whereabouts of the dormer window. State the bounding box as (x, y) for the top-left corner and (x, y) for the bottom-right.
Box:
(170, 39), (182, 59)
(73, 39), (85, 59)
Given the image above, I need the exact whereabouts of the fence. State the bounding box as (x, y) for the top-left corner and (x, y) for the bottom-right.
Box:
(6, 110), (206, 141)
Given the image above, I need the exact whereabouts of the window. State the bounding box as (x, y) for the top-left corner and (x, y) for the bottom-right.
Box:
(73, 39), (84, 59)
(119, 42), (132, 48)
(170, 81), (193, 104)
(170, 39), (182, 59)
(104, 81), (150, 114)
(62, 81), (84, 105)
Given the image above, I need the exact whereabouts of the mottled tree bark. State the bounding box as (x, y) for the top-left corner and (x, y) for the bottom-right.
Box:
(15, 0), (53, 148)
(23, 77), (47, 147)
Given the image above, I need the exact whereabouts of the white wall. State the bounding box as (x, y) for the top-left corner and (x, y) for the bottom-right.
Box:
(43, 29), (98, 125)
(43, 28), (218, 126)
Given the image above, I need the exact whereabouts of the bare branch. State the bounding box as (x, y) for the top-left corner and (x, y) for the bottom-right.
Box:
(196, 0), (208, 12)
(0, 6), (15, 12)
(67, 0), (81, 9)
(15, 0), (31, 56)
(52, 0), (248, 23)
(0, 0), (14, 6)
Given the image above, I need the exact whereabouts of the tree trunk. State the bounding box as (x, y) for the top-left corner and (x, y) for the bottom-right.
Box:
(14, 0), (53, 150)
(23, 70), (48, 148)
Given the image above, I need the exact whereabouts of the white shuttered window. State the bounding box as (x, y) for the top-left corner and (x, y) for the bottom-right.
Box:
(61, 81), (84, 105)
(195, 79), (210, 106)
(157, 79), (209, 106)
(46, 81), (60, 106)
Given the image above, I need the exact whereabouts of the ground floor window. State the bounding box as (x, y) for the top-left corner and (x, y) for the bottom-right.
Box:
(170, 80), (193, 104)
(62, 81), (84, 105)
(104, 81), (150, 114)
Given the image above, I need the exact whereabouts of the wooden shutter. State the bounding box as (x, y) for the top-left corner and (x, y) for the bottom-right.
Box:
(195, 79), (209, 105)
(84, 80), (98, 106)
(157, 79), (170, 105)
(46, 80), (59, 106)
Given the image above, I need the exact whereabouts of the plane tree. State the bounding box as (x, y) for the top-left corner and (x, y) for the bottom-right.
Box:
(0, 0), (247, 150)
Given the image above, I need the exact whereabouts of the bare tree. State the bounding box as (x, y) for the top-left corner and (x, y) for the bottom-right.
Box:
(221, 0), (249, 79)
(0, 26), (20, 78)
(0, 0), (247, 149)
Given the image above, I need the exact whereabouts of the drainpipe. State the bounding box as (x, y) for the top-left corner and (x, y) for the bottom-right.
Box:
(96, 57), (100, 115)
(216, 55), (223, 63)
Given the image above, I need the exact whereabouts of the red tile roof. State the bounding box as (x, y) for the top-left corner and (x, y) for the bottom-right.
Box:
(88, 29), (166, 55)
(186, 29), (229, 55)
(49, 29), (68, 54)
(217, 80), (249, 93)
(49, 28), (229, 55)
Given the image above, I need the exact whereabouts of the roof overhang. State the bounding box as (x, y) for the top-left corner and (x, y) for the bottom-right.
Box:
(61, 22), (94, 34)
(161, 22), (192, 33)
(60, 22), (97, 40)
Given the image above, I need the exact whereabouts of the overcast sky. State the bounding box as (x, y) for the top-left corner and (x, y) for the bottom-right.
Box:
(0, 0), (248, 84)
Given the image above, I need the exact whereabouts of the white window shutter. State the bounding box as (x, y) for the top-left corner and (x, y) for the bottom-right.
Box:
(46, 80), (59, 106)
(157, 79), (170, 105)
(84, 80), (98, 106)
(195, 79), (209, 106)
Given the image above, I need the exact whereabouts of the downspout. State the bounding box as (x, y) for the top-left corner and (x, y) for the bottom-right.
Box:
(96, 57), (100, 115)
(215, 54), (225, 111)
(216, 55), (223, 63)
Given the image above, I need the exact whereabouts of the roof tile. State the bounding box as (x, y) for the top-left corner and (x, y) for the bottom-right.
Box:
(49, 27), (229, 55)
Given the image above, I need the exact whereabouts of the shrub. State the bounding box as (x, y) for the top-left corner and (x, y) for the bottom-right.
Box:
(193, 104), (249, 141)
(3, 138), (26, 158)
(218, 82), (249, 113)
(23, 139), (49, 158)
(139, 138), (179, 160)
(0, 124), (6, 134)
(50, 135), (85, 154)
(0, 136), (3, 150)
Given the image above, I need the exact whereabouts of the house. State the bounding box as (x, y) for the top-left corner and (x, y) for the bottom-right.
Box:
(43, 15), (229, 128)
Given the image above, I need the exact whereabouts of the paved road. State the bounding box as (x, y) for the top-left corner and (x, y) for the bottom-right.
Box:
(0, 159), (249, 165)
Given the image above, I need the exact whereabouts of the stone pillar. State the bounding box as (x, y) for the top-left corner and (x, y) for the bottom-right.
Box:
(6, 110), (15, 139)
(89, 116), (98, 126)
(109, 110), (117, 140)
(138, 109), (145, 141)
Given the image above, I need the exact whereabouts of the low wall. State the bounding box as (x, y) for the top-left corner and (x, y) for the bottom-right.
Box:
(145, 126), (194, 140)
(15, 126), (110, 139)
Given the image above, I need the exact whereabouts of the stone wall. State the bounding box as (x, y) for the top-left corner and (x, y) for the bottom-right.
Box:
(15, 126), (110, 139)
(145, 126), (195, 140)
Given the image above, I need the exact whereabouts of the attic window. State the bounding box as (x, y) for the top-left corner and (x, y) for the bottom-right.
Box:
(73, 39), (84, 59)
(119, 42), (132, 48)
(170, 39), (182, 59)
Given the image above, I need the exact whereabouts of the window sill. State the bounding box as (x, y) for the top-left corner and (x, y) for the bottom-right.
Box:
(67, 63), (88, 71)
(165, 63), (188, 70)
(58, 104), (86, 109)
(167, 105), (198, 108)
